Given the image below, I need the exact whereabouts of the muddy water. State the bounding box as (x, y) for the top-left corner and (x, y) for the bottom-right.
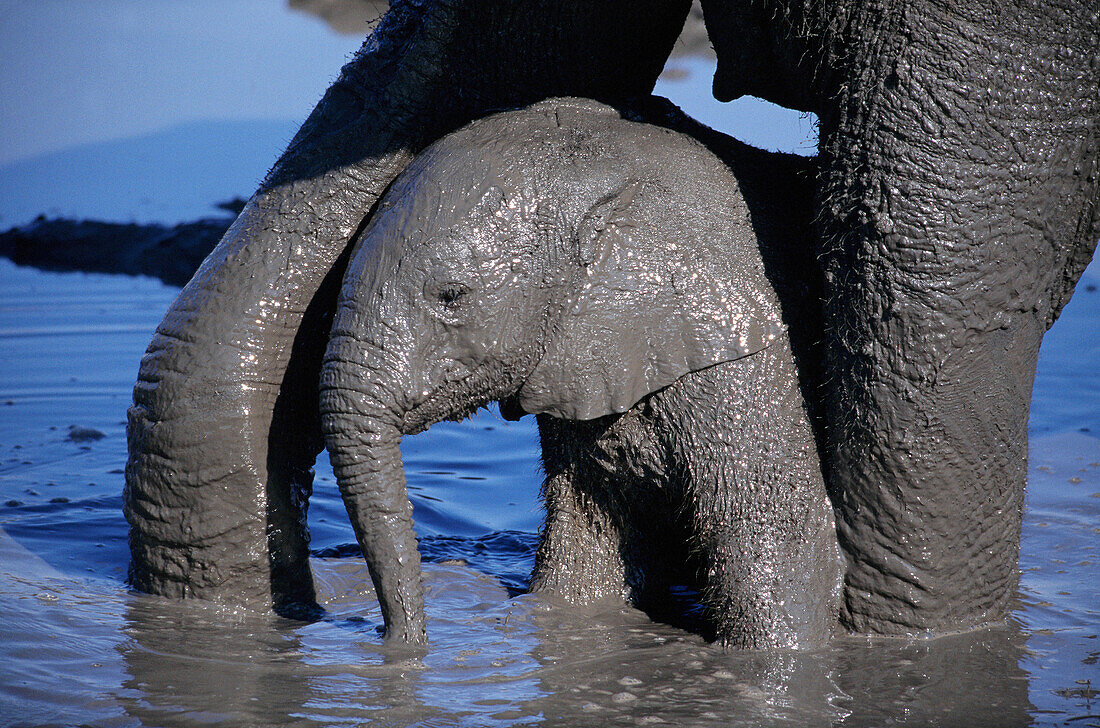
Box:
(1, 2), (1098, 726)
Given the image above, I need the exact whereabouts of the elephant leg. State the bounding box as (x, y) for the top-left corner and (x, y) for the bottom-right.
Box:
(529, 416), (631, 605)
(810, 3), (1100, 634)
(700, 0), (1099, 636)
(657, 346), (841, 649)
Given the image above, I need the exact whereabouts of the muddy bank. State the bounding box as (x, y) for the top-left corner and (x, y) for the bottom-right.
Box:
(0, 200), (244, 286)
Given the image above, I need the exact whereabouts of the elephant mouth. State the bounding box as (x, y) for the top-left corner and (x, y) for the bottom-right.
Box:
(497, 393), (527, 421)
(401, 391), (481, 435)
(400, 359), (515, 435)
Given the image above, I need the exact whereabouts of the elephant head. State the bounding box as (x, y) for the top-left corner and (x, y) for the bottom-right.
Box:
(318, 98), (786, 643)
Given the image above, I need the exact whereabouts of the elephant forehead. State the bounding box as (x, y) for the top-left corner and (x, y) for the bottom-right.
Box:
(388, 162), (517, 230)
(386, 175), (537, 261)
(426, 219), (540, 292)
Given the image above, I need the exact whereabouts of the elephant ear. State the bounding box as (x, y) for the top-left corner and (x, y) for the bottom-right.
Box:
(516, 180), (785, 421)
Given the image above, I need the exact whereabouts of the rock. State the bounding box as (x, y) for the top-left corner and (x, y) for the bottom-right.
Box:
(0, 209), (236, 287)
(67, 426), (106, 443)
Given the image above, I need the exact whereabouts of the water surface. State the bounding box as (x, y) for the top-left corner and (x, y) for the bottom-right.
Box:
(0, 3), (1096, 726)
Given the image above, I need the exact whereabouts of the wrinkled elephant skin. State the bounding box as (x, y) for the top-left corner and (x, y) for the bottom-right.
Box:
(124, 0), (692, 613)
(700, 0), (1099, 632)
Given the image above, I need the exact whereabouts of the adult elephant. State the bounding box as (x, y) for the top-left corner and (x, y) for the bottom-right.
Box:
(124, 0), (1099, 637)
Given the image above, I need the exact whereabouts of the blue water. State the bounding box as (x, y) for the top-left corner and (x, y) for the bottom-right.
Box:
(0, 3), (1097, 726)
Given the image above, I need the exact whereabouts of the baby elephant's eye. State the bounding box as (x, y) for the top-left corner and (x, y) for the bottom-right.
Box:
(437, 282), (469, 307)
(424, 278), (472, 323)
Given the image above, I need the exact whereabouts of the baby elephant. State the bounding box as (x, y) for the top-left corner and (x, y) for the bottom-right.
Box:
(319, 97), (841, 649)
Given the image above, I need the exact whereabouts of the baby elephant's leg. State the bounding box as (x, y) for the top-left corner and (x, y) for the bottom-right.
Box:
(662, 345), (841, 649)
(528, 416), (631, 604)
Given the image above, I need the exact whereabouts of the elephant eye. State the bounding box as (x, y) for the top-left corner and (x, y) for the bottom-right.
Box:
(424, 277), (473, 323)
(435, 282), (469, 308)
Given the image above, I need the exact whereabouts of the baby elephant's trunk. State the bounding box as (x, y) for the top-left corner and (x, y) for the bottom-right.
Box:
(319, 339), (426, 646)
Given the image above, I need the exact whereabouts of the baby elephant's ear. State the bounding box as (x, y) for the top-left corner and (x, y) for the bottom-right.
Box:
(517, 180), (785, 421)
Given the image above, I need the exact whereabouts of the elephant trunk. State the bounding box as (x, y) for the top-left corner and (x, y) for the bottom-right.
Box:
(336, 434), (424, 645)
(124, 0), (691, 610)
(319, 334), (425, 644)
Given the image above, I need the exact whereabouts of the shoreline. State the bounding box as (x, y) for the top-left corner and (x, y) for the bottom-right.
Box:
(0, 200), (245, 286)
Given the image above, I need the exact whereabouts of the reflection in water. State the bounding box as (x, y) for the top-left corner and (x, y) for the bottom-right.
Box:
(120, 598), (312, 726)
(117, 559), (542, 726)
(516, 601), (1032, 726)
(118, 566), (435, 726)
(0, 527), (1041, 728)
(520, 604), (847, 726)
(833, 627), (1033, 727)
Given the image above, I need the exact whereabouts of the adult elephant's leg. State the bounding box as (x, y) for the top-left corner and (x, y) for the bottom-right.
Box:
(124, 0), (692, 610)
(816, 2), (1099, 634)
(702, 0), (1098, 634)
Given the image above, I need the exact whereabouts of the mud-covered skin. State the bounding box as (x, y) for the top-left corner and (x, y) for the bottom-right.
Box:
(534, 343), (840, 649)
(319, 98), (839, 648)
(702, 0), (1100, 634)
